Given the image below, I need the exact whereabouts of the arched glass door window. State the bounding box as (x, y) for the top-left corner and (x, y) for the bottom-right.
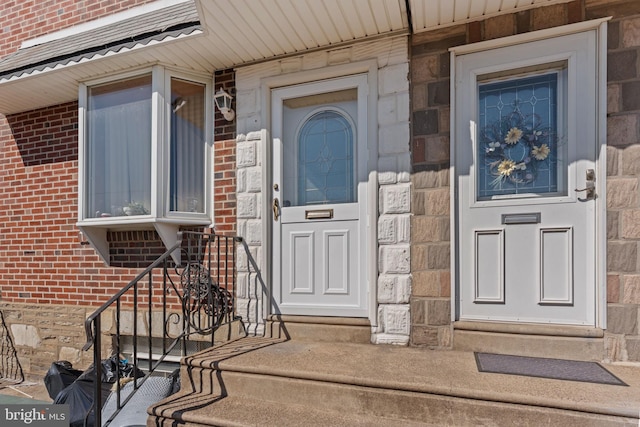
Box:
(296, 109), (355, 205)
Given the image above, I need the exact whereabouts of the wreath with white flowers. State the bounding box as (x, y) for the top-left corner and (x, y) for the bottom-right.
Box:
(480, 105), (557, 190)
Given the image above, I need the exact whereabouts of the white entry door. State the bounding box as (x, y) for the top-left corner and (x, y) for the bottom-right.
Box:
(455, 29), (602, 326)
(271, 75), (370, 317)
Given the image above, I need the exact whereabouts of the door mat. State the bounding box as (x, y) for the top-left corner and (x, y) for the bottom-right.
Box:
(474, 353), (627, 386)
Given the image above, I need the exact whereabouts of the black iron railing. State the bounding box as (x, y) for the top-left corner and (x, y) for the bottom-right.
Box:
(82, 231), (242, 426)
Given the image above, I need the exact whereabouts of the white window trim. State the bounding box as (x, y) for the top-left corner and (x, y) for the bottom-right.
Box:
(77, 65), (214, 265)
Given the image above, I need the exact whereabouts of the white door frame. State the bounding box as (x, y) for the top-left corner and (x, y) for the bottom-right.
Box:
(259, 60), (379, 325)
(449, 19), (609, 329)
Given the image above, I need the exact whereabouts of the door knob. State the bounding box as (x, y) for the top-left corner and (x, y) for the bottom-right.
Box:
(574, 169), (596, 200)
(272, 197), (280, 221)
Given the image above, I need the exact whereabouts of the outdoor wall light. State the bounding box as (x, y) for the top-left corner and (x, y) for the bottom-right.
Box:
(213, 88), (235, 121)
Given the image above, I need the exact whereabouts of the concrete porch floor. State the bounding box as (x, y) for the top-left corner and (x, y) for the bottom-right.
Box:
(149, 337), (640, 426)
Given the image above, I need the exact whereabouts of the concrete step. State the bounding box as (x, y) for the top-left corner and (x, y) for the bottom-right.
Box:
(148, 336), (640, 426)
(265, 315), (371, 343)
(453, 321), (605, 361)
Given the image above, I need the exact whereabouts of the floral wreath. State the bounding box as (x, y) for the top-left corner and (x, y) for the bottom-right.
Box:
(480, 103), (558, 190)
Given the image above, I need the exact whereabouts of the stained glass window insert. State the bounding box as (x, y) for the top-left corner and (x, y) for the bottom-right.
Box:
(297, 110), (355, 205)
(477, 71), (565, 199)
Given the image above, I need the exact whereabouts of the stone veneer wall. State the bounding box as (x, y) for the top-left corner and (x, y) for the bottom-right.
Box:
(410, 0), (640, 361)
(234, 36), (412, 344)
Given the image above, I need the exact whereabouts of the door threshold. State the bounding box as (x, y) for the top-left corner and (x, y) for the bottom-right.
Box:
(269, 314), (371, 327)
(454, 320), (603, 338)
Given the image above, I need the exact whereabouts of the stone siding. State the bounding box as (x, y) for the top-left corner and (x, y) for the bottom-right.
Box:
(235, 37), (412, 343)
(410, 0), (640, 357)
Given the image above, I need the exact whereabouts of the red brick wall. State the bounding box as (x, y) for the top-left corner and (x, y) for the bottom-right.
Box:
(0, 0), (157, 58)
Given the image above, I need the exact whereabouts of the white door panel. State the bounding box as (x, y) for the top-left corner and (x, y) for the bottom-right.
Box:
(455, 30), (599, 326)
(272, 75), (369, 317)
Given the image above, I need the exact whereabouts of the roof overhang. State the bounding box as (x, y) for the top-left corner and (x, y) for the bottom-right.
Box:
(0, 0), (574, 115)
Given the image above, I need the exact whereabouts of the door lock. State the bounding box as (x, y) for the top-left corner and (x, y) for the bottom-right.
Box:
(574, 169), (596, 200)
(272, 197), (280, 221)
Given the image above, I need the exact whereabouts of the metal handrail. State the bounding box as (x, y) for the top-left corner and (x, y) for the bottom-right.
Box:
(82, 231), (241, 427)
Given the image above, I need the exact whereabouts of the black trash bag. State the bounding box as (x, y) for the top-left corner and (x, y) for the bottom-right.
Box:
(53, 376), (111, 427)
(77, 355), (144, 384)
(54, 355), (145, 427)
(44, 361), (83, 400)
(168, 368), (181, 395)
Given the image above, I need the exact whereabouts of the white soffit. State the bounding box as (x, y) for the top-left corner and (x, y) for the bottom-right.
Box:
(409, 0), (575, 33)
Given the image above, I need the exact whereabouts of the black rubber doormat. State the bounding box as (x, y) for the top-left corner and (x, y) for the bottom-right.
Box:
(475, 353), (627, 386)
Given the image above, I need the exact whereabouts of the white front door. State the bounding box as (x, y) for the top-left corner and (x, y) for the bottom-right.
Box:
(455, 29), (601, 326)
(271, 75), (370, 317)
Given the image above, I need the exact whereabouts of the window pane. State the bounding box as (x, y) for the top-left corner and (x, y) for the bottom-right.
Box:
(477, 71), (567, 199)
(297, 111), (355, 205)
(169, 78), (206, 213)
(86, 75), (152, 217)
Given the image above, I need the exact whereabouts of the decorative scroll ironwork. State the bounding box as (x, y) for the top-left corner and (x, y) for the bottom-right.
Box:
(166, 255), (233, 337)
(0, 310), (24, 385)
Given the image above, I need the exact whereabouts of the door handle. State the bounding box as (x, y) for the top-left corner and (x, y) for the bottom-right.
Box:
(574, 169), (596, 200)
(272, 197), (280, 221)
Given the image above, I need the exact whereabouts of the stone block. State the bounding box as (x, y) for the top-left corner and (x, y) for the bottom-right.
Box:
(607, 304), (638, 334)
(413, 109), (439, 135)
(302, 51), (328, 70)
(439, 106), (450, 133)
(427, 80), (450, 106)
(412, 215), (447, 243)
(379, 123), (410, 155)
(245, 220), (263, 245)
(623, 275), (640, 304)
(608, 210), (619, 240)
(379, 245), (410, 274)
(484, 14), (515, 40)
(607, 178), (638, 209)
(380, 304), (410, 335)
(397, 92), (410, 123)
(411, 244), (428, 271)
(412, 191), (426, 216)
(604, 333), (626, 362)
(607, 114), (639, 147)
(11, 324), (41, 348)
(236, 168), (246, 193)
(424, 135), (450, 164)
(410, 298), (426, 324)
(280, 57), (303, 74)
(440, 271), (451, 298)
(397, 215), (411, 243)
(245, 167), (262, 192)
(378, 95), (398, 127)
(607, 241), (638, 272)
(412, 169), (445, 189)
(609, 20), (620, 50)
(380, 184), (411, 214)
(380, 63), (409, 95)
(532, 4), (567, 30)
(608, 84), (620, 114)
(627, 337), (640, 362)
(621, 210), (640, 238)
(622, 81), (640, 111)
(373, 333), (410, 345)
(412, 84), (427, 111)
(378, 216), (397, 244)
(427, 299), (450, 326)
(622, 17), (640, 48)
(608, 274), (621, 304)
(411, 270), (440, 297)
(411, 325), (439, 346)
(609, 51), (638, 82)
(411, 55), (439, 83)
(426, 188), (450, 216)
(607, 145), (619, 176)
(237, 194), (257, 219)
(427, 243), (450, 270)
(327, 47), (352, 65)
(237, 142), (257, 167)
(621, 145), (640, 176)
(438, 325), (453, 348)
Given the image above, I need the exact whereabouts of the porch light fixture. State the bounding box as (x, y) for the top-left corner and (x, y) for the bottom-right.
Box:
(213, 88), (234, 121)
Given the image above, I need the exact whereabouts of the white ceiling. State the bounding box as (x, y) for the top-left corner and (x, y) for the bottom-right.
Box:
(0, 0), (573, 114)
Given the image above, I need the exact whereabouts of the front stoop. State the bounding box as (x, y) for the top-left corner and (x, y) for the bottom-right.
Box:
(148, 336), (640, 426)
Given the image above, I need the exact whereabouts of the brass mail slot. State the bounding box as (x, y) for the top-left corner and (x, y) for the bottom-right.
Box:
(305, 209), (334, 220)
(501, 212), (541, 224)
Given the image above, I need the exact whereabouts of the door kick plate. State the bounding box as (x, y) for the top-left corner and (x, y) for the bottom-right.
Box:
(305, 209), (334, 220)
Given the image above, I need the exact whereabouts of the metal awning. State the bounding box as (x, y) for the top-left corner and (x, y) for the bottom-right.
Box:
(0, 0), (573, 114)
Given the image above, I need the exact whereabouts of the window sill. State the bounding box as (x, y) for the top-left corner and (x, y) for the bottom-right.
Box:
(77, 216), (212, 265)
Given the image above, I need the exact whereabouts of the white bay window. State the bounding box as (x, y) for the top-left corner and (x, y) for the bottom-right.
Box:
(78, 66), (213, 264)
